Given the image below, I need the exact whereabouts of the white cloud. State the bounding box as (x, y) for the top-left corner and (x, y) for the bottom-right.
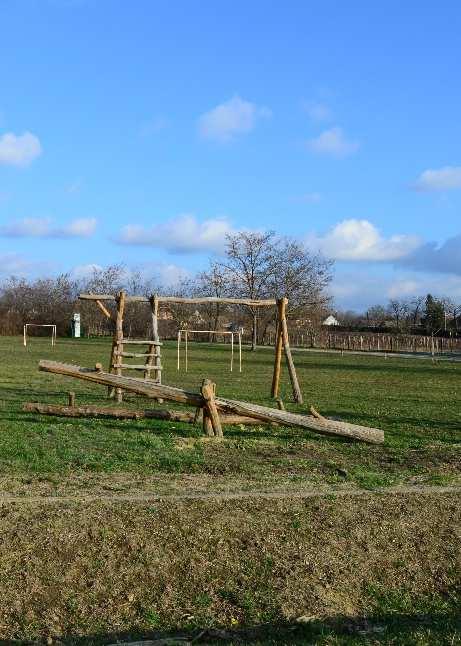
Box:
(304, 101), (332, 122)
(412, 166), (461, 192)
(0, 217), (97, 239)
(306, 219), (421, 262)
(70, 263), (103, 280)
(332, 270), (461, 311)
(0, 132), (42, 167)
(307, 127), (359, 157)
(198, 96), (271, 142)
(0, 252), (53, 277)
(0, 253), (34, 275)
(117, 214), (235, 254)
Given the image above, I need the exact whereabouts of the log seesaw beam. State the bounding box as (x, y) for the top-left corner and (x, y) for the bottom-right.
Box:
(22, 402), (264, 426)
(37, 360), (384, 444)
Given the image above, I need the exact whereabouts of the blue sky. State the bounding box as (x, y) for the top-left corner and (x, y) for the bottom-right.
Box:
(1, 0), (460, 310)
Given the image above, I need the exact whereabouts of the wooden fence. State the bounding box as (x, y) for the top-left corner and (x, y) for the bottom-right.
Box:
(284, 331), (461, 355)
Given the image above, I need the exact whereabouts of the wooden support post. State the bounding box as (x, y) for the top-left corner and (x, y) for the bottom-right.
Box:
(271, 298), (285, 398)
(114, 290), (126, 403)
(68, 391), (76, 407)
(281, 315), (303, 404)
(150, 295), (161, 384)
(95, 299), (112, 320)
(201, 379), (223, 437)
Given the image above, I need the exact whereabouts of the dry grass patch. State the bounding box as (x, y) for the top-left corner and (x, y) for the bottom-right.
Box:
(0, 491), (459, 643)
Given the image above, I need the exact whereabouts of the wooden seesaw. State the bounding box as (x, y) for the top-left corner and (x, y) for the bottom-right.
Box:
(26, 360), (385, 445)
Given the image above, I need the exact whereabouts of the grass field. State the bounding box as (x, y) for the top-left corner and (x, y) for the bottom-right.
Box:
(1, 336), (460, 492)
(0, 336), (460, 644)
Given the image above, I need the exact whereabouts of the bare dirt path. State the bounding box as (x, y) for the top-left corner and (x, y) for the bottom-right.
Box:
(1, 484), (460, 504)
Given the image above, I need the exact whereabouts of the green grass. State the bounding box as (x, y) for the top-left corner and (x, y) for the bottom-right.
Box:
(0, 336), (460, 643)
(0, 335), (460, 491)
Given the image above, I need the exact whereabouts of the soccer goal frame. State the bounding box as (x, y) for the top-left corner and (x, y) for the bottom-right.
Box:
(177, 329), (242, 373)
(23, 324), (57, 347)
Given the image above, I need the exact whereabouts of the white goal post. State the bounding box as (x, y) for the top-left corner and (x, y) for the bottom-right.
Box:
(177, 329), (242, 373)
(23, 324), (57, 347)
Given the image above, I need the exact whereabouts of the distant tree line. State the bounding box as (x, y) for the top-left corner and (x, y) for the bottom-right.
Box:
(336, 294), (461, 336)
(0, 231), (333, 346)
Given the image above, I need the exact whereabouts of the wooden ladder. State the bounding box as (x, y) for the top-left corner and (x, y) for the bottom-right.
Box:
(110, 291), (163, 402)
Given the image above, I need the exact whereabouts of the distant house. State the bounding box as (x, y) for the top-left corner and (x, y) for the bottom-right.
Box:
(322, 315), (340, 327)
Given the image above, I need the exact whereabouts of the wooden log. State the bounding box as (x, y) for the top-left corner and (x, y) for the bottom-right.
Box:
(215, 397), (384, 444)
(271, 298), (285, 399)
(201, 379), (223, 437)
(39, 360), (204, 406)
(115, 352), (159, 358)
(112, 363), (163, 370)
(38, 361), (384, 443)
(115, 290), (126, 403)
(281, 314), (303, 404)
(149, 295), (162, 385)
(23, 402), (195, 422)
(22, 402), (268, 426)
(95, 299), (112, 320)
(122, 340), (162, 345)
(79, 294), (277, 307)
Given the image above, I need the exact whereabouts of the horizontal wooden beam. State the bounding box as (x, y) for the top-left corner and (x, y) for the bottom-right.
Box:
(78, 294), (277, 307)
(22, 402), (272, 426)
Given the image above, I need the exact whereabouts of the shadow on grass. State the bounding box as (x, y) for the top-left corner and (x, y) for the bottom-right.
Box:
(11, 611), (460, 645)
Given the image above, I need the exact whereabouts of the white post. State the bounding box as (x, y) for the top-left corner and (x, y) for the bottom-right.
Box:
(23, 325), (27, 347)
(177, 331), (181, 370)
(185, 331), (188, 373)
(230, 332), (234, 372)
(239, 330), (242, 372)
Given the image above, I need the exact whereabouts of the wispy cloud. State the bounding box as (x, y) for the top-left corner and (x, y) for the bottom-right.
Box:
(305, 219), (421, 262)
(0, 217), (97, 239)
(0, 252), (52, 277)
(332, 270), (461, 311)
(307, 127), (359, 157)
(412, 166), (461, 192)
(0, 132), (42, 167)
(303, 100), (332, 122)
(117, 214), (235, 254)
(198, 95), (271, 143)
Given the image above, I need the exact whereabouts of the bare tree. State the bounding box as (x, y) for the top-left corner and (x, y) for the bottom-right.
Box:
(195, 263), (230, 339)
(387, 299), (410, 331)
(219, 231), (276, 349)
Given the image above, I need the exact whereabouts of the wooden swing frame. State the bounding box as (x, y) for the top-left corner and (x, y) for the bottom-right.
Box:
(79, 293), (303, 403)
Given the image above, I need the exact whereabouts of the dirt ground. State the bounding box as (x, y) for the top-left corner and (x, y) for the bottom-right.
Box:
(0, 489), (459, 644)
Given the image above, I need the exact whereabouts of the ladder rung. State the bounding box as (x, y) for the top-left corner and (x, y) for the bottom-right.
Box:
(115, 352), (159, 358)
(114, 363), (163, 370)
(123, 340), (162, 345)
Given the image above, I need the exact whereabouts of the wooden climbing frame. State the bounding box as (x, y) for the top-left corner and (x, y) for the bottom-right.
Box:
(79, 292), (303, 404)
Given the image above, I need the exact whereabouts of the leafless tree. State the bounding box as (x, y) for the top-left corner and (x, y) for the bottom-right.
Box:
(387, 299), (411, 331)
